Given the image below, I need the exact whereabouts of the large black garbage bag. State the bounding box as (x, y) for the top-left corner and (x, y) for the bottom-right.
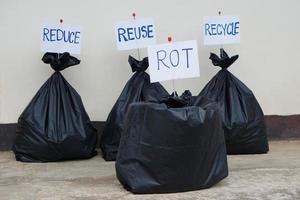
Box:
(197, 48), (269, 154)
(100, 56), (169, 161)
(116, 92), (228, 194)
(13, 52), (98, 162)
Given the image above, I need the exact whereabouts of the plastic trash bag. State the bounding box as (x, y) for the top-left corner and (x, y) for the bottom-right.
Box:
(100, 55), (169, 161)
(116, 91), (228, 194)
(13, 52), (98, 162)
(197, 48), (269, 154)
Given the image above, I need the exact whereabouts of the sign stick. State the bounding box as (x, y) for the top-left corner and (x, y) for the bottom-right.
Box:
(132, 13), (141, 60)
(218, 11), (224, 56)
(168, 36), (176, 95)
(57, 18), (64, 59)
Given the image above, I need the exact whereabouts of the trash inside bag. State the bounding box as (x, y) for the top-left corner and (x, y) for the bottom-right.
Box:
(100, 55), (169, 161)
(13, 52), (98, 162)
(197, 48), (269, 154)
(116, 91), (228, 194)
(160, 90), (194, 108)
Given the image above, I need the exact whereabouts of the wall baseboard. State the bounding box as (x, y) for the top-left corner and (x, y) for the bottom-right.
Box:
(1, 115), (299, 151)
(264, 115), (300, 140)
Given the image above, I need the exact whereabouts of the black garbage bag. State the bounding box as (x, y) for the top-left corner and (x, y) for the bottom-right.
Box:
(13, 52), (98, 162)
(100, 55), (169, 161)
(197, 48), (269, 154)
(116, 92), (228, 194)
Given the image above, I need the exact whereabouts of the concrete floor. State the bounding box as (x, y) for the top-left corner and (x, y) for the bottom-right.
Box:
(0, 141), (299, 200)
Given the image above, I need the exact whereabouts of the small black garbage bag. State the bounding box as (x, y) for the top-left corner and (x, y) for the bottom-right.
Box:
(116, 91), (228, 194)
(100, 56), (169, 161)
(13, 52), (98, 162)
(197, 48), (269, 154)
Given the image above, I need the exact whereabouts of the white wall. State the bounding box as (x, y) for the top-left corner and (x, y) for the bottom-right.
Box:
(0, 0), (300, 123)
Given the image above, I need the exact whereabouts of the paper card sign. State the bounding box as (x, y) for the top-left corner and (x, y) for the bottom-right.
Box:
(115, 18), (156, 50)
(148, 40), (200, 83)
(41, 24), (82, 54)
(204, 16), (240, 45)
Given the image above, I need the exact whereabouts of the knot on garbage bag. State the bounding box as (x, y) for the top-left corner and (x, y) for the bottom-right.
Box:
(160, 90), (194, 108)
(128, 55), (149, 72)
(209, 48), (238, 69)
(42, 52), (80, 71)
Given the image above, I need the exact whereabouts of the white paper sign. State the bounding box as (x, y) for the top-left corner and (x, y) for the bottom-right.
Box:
(204, 16), (240, 45)
(115, 18), (156, 50)
(148, 40), (200, 83)
(41, 24), (82, 54)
